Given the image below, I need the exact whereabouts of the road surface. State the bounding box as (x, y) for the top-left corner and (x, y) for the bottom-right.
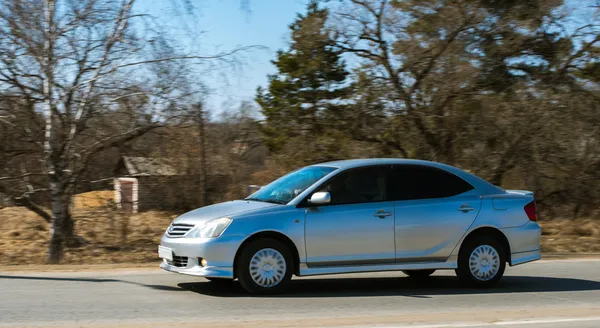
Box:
(1, 259), (600, 328)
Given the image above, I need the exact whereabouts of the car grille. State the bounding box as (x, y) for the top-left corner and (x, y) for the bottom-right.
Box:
(167, 255), (188, 267)
(166, 223), (195, 238)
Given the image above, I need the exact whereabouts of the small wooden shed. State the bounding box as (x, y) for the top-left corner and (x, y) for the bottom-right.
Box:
(113, 156), (199, 213)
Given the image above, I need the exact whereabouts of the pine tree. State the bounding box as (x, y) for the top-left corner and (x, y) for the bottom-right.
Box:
(256, 0), (350, 162)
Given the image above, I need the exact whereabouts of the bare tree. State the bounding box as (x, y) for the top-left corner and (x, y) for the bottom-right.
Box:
(332, 0), (599, 186)
(0, 0), (257, 263)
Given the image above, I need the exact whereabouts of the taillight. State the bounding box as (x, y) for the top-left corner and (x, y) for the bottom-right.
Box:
(524, 200), (537, 221)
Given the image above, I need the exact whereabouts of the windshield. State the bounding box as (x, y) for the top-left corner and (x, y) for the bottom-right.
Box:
(246, 165), (337, 204)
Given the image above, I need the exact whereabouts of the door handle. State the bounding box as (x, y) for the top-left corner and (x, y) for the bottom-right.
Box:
(457, 204), (475, 213)
(373, 210), (392, 219)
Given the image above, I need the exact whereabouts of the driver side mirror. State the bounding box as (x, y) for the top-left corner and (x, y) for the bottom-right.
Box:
(309, 192), (331, 205)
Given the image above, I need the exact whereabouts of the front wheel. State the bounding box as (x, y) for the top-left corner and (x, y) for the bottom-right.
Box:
(236, 238), (294, 294)
(456, 236), (506, 287)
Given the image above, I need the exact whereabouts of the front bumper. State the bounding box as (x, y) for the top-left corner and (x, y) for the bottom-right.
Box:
(160, 259), (234, 278)
(158, 233), (246, 279)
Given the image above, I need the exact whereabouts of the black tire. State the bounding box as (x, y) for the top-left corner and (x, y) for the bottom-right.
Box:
(236, 238), (294, 295)
(402, 269), (436, 279)
(456, 235), (506, 287)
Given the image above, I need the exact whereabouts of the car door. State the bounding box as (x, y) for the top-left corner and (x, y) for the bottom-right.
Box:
(389, 164), (481, 262)
(303, 165), (395, 266)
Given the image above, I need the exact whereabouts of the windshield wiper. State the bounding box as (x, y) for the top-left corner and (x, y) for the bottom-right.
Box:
(245, 198), (286, 205)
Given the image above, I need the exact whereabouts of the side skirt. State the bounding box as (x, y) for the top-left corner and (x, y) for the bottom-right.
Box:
(298, 257), (458, 277)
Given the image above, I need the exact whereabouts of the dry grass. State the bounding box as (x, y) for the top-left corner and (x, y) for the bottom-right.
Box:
(0, 206), (178, 265)
(539, 218), (600, 253)
(0, 206), (598, 266)
(72, 190), (115, 210)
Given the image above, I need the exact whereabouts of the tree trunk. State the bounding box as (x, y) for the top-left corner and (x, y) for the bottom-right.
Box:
(63, 210), (81, 247)
(47, 175), (81, 262)
(43, 0), (65, 264)
(490, 155), (516, 186)
(196, 103), (208, 207)
(47, 181), (69, 263)
(442, 133), (455, 164)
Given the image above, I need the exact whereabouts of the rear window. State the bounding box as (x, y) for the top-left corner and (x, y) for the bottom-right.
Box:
(388, 164), (474, 201)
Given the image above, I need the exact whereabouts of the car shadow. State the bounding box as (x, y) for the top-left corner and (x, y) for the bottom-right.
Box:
(177, 275), (600, 298)
(0, 275), (185, 292)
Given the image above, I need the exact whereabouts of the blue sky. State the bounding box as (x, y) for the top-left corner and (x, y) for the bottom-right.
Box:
(137, 0), (310, 117)
(136, 0), (596, 118)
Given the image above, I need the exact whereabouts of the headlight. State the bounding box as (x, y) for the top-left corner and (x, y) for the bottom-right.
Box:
(186, 217), (232, 238)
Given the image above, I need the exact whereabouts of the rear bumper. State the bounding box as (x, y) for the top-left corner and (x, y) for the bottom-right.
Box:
(501, 221), (542, 266)
(509, 249), (541, 266)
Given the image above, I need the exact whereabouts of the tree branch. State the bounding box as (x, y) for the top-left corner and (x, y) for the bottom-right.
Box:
(14, 195), (52, 223)
(0, 172), (46, 182)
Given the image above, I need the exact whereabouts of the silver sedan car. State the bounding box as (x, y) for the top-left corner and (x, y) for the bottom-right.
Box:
(158, 159), (541, 294)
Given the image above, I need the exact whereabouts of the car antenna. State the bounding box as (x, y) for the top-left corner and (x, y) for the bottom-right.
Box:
(429, 150), (440, 161)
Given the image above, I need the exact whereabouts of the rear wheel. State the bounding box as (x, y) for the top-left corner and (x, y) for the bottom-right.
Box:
(456, 235), (506, 287)
(236, 238), (294, 295)
(402, 269), (436, 279)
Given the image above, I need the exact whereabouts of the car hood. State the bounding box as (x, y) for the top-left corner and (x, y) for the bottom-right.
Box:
(171, 200), (279, 225)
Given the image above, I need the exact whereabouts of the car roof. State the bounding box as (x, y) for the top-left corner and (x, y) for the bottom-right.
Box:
(311, 158), (505, 195)
(314, 158), (439, 169)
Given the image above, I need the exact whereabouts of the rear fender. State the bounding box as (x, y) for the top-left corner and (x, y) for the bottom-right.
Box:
(476, 191), (535, 229)
(448, 190), (535, 259)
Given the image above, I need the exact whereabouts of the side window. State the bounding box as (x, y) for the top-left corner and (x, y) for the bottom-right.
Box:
(316, 166), (388, 205)
(388, 165), (474, 201)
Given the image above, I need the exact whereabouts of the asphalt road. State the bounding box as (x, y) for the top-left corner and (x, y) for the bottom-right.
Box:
(1, 259), (600, 328)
